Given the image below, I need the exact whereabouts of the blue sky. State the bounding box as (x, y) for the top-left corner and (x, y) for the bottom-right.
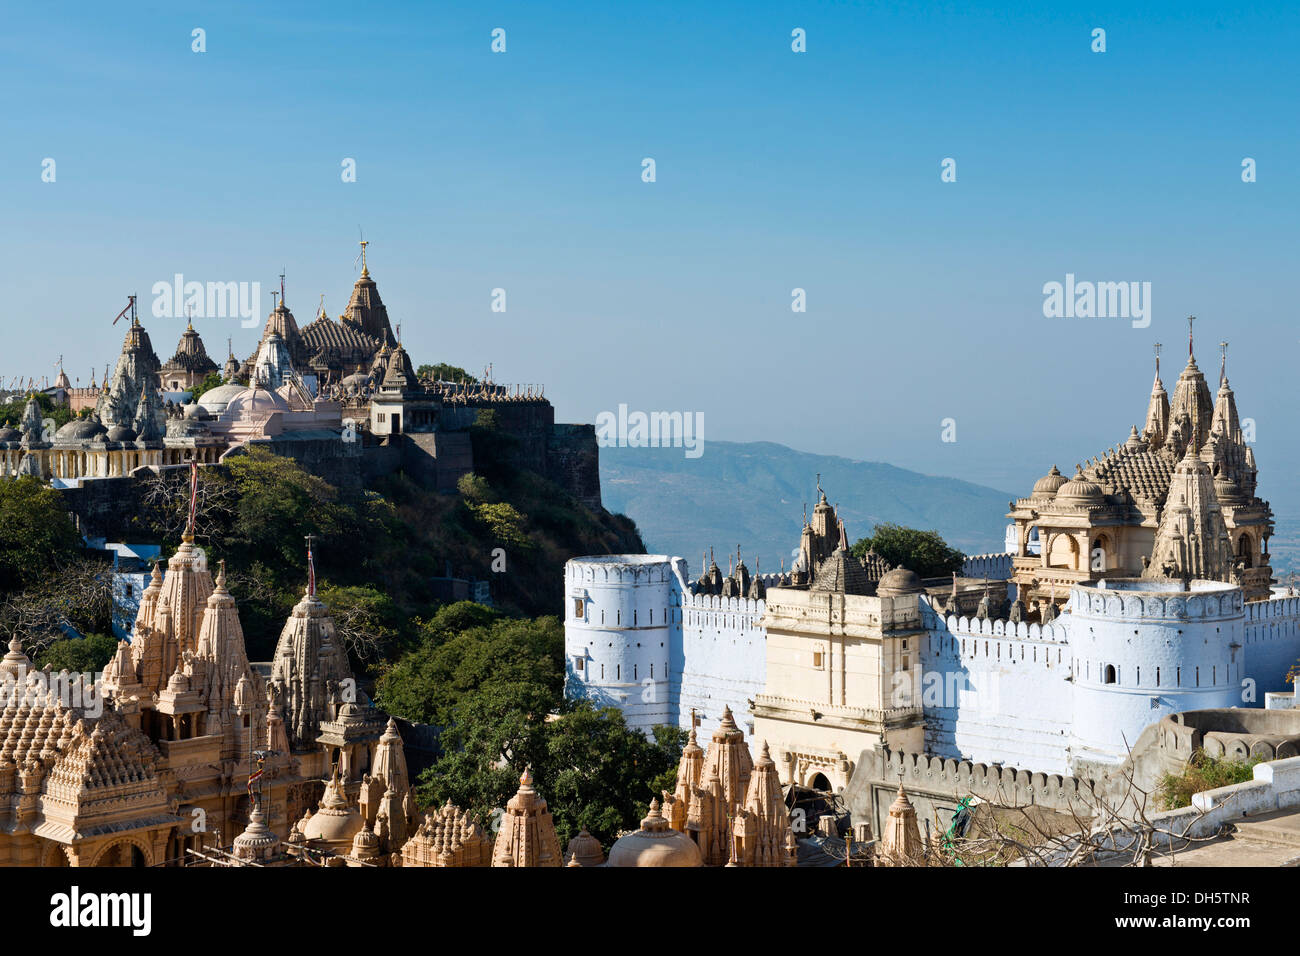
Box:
(3, 1), (1297, 509)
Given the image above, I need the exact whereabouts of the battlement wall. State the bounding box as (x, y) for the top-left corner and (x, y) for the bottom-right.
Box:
(843, 746), (1097, 844)
(918, 599), (1074, 773)
(961, 552), (1014, 580)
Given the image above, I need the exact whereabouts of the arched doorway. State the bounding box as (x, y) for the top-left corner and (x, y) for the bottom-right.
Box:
(1091, 535), (1111, 573)
(1237, 534), (1254, 569)
(808, 772), (832, 793)
(93, 840), (149, 867)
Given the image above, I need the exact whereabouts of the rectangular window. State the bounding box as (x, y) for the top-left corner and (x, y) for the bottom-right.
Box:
(812, 651), (824, 668)
(575, 658), (584, 672)
(573, 597), (585, 618)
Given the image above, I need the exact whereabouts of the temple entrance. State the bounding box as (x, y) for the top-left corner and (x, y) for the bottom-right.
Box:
(1237, 535), (1254, 568)
(94, 841), (148, 867)
(808, 772), (832, 793)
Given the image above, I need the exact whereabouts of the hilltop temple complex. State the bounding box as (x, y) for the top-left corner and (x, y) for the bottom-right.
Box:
(566, 323), (1300, 843)
(0, 248), (604, 524)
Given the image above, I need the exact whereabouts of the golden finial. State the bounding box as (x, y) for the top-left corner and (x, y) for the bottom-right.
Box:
(359, 238), (369, 276)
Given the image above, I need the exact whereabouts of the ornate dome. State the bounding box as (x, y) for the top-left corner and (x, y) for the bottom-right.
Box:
(811, 547), (873, 595)
(301, 769), (364, 848)
(105, 424), (137, 443)
(564, 827), (605, 867)
(0, 425), (20, 443)
(1056, 466), (1104, 505)
(876, 567), (923, 597)
(54, 419), (107, 443)
(606, 800), (702, 868)
(1032, 464), (1067, 499)
(232, 806), (281, 862)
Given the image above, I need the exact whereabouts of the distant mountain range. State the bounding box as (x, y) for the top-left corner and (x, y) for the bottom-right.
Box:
(599, 440), (1015, 575)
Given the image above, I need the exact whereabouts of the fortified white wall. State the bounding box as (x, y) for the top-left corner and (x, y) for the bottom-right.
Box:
(563, 555), (682, 733)
(1243, 594), (1300, 695)
(676, 575), (781, 741)
(918, 599), (1074, 774)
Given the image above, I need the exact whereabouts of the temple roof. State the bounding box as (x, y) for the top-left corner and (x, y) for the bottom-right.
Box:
(1084, 447), (1176, 503)
(300, 315), (380, 355)
(161, 322), (219, 374)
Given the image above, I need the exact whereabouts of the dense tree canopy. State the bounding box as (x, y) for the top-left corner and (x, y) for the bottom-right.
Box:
(850, 522), (965, 579)
(0, 476), (83, 591)
(417, 363), (478, 384)
(35, 632), (118, 674)
(374, 607), (563, 726)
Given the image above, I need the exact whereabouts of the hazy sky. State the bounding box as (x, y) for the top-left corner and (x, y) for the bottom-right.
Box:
(4, 1), (1297, 509)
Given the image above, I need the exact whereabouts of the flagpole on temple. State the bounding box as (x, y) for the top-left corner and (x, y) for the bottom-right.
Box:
(184, 458), (198, 544)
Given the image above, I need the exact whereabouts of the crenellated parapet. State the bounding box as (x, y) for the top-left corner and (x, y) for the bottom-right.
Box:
(843, 746), (1100, 838)
(1246, 595), (1300, 623)
(960, 552), (1014, 581)
(1068, 579), (1243, 622)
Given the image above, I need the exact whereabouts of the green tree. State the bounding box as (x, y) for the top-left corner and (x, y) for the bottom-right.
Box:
(0, 392), (73, 431)
(540, 705), (687, 846)
(417, 363), (478, 384)
(316, 582), (402, 662)
(35, 633), (119, 673)
(418, 679), (555, 820)
(850, 522), (965, 579)
(417, 693), (687, 848)
(375, 614), (563, 726)
(0, 476), (82, 591)
(194, 370), (224, 397)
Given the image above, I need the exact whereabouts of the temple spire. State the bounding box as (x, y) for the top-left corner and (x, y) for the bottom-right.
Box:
(1219, 340), (1229, 385)
(1187, 315), (1196, 361)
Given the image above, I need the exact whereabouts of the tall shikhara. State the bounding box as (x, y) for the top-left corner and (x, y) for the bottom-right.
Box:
(105, 539), (213, 698)
(268, 582), (353, 753)
(661, 717), (796, 866)
(193, 562), (267, 762)
(95, 313), (162, 434)
(491, 768), (563, 867)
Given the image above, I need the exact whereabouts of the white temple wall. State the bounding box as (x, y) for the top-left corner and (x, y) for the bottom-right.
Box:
(676, 590), (770, 740)
(918, 602), (1074, 773)
(1243, 595), (1300, 697)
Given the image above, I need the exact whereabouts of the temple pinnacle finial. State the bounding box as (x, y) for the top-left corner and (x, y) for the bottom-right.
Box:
(359, 238), (369, 276)
(305, 534), (317, 597)
(1219, 340), (1229, 385)
(1188, 315), (1196, 360)
(279, 269), (286, 308)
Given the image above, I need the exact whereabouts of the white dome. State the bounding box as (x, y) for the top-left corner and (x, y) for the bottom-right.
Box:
(220, 386), (290, 422)
(196, 382), (246, 415)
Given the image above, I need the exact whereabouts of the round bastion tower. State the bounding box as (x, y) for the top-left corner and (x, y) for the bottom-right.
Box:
(564, 555), (685, 734)
(1068, 578), (1243, 764)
